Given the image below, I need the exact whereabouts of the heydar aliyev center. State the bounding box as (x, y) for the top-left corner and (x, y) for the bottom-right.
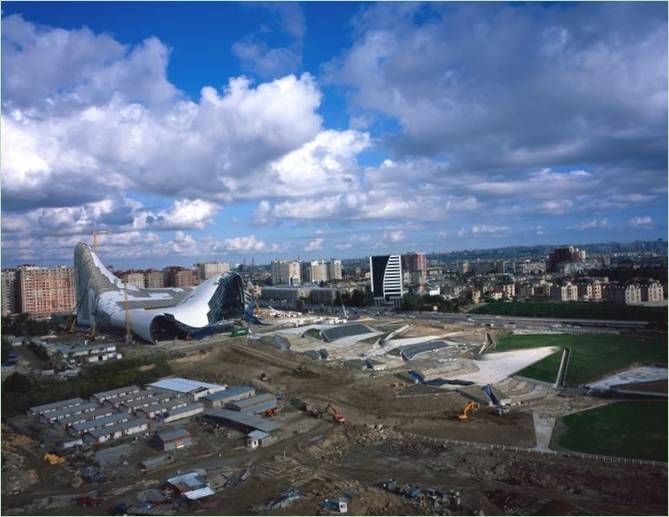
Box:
(74, 242), (247, 343)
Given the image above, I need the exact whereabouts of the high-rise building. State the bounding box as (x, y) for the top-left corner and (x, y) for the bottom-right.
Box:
(369, 255), (404, 305)
(2, 270), (18, 316)
(548, 246), (586, 272)
(16, 265), (76, 316)
(302, 261), (327, 284)
(195, 262), (230, 281)
(121, 272), (146, 289)
(326, 259), (342, 281)
(403, 252), (427, 274)
(271, 260), (301, 286)
(144, 270), (166, 288)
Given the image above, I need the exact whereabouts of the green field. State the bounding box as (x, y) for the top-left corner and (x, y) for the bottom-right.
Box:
(471, 301), (667, 323)
(496, 333), (667, 385)
(552, 401), (668, 461)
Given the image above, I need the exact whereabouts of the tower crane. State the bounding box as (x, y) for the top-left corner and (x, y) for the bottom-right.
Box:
(91, 230), (108, 254)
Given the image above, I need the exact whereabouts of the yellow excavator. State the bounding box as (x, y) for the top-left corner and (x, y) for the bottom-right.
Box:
(43, 453), (66, 465)
(456, 401), (480, 421)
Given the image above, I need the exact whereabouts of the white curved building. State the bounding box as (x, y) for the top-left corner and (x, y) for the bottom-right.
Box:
(74, 242), (247, 343)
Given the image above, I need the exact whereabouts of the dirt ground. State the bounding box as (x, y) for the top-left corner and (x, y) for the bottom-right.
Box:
(2, 334), (667, 516)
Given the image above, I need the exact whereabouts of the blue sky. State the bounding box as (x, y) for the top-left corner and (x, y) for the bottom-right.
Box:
(1, 2), (667, 268)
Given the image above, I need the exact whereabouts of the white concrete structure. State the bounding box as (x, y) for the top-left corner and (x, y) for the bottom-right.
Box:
(74, 242), (246, 343)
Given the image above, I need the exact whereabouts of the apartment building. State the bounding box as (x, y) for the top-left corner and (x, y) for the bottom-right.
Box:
(121, 272), (146, 289)
(144, 270), (166, 288)
(16, 266), (76, 316)
(195, 262), (230, 282)
(2, 270), (18, 316)
(271, 260), (301, 286)
(641, 281), (664, 302)
(551, 282), (579, 302)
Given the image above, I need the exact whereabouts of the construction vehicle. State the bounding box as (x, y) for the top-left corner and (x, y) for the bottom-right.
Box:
(325, 403), (346, 424)
(259, 372), (270, 382)
(77, 495), (104, 507)
(456, 401), (479, 421)
(43, 453), (66, 465)
(264, 407), (279, 417)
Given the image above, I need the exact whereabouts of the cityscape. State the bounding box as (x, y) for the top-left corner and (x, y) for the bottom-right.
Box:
(1, 2), (667, 517)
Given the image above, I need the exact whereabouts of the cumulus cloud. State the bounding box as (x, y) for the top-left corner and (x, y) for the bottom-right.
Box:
(304, 238), (324, 251)
(232, 3), (305, 79)
(384, 230), (405, 242)
(575, 218), (610, 230)
(329, 3), (667, 170)
(630, 215), (653, 226)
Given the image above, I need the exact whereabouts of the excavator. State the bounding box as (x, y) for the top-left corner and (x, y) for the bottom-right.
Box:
(456, 401), (479, 421)
(43, 453), (66, 465)
(325, 403), (346, 424)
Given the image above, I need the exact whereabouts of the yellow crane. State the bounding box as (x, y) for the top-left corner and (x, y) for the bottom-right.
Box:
(124, 277), (131, 344)
(91, 229), (108, 254)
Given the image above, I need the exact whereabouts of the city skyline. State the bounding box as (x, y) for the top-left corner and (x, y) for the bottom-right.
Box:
(2, 2), (667, 269)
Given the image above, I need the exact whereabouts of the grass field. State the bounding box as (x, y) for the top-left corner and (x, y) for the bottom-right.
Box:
(471, 301), (667, 323)
(552, 401), (668, 461)
(496, 333), (667, 385)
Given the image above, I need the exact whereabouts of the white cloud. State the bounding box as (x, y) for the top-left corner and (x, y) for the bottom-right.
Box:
(630, 215), (653, 226)
(384, 230), (405, 242)
(471, 224), (510, 235)
(575, 218), (610, 230)
(304, 238), (324, 251)
(218, 234), (272, 252)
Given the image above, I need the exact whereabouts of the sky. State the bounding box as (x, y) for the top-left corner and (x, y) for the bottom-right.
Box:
(1, 1), (667, 269)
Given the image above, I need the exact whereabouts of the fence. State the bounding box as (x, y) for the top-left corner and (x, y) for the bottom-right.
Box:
(401, 432), (666, 468)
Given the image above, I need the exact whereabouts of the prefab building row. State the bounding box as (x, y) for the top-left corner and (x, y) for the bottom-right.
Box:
(107, 389), (177, 409)
(84, 417), (149, 444)
(225, 393), (277, 414)
(58, 406), (115, 428)
(92, 385), (141, 404)
(202, 386), (256, 408)
(161, 403), (205, 423)
(43, 402), (99, 424)
(137, 399), (189, 419)
(70, 412), (132, 436)
(29, 397), (84, 417)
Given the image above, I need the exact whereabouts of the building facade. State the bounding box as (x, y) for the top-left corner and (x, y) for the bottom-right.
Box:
(144, 270), (166, 288)
(403, 253), (427, 275)
(369, 255), (404, 305)
(122, 272), (146, 289)
(165, 267), (195, 287)
(271, 260), (301, 286)
(2, 270), (18, 316)
(16, 265), (76, 316)
(195, 262), (230, 282)
(641, 282), (664, 302)
(327, 259), (343, 281)
(548, 246), (587, 272)
(551, 282), (579, 302)
(302, 261), (328, 284)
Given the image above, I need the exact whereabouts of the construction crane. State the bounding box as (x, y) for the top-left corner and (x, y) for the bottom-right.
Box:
(91, 229), (108, 255)
(456, 401), (479, 421)
(123, 277), (131, 344)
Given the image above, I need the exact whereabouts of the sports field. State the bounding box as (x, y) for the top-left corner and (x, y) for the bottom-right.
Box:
(552, 401), (667, 461)
(495, 333), (667, 385)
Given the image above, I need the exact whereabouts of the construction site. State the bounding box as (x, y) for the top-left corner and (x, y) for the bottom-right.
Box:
(2, 313), (667, 516)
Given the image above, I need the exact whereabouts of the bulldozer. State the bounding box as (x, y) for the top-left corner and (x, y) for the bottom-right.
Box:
(456, 401), (479, 421)
(43, 453), (66, 465)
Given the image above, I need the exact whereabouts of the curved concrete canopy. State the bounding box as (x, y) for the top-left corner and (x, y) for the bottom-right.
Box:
(74, 242), (246, 343)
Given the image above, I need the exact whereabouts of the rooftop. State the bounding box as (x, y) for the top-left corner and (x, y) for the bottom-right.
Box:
(203, 386), (255, 401)
(87, 417), (148, 437)
(203, 408), (281, 433)
(157, 427), (191, 442)
(148, 377), (226, 394)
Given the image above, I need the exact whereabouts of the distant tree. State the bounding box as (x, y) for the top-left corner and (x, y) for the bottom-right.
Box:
(1, 337), (11, 364)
